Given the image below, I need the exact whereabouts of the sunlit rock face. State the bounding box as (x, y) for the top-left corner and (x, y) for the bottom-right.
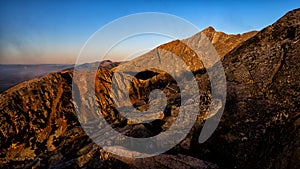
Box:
(202, 26), (257, 59)
(1, 8), (299, 169)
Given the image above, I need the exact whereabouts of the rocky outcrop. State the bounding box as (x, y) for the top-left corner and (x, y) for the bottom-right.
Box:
(0, 70), (131, 168)
(202, 26), (257, 58)
(0, 65), (217, 168)
(1, 8), (299, 169)
(0, 67), (218, 169)
(190, 8), (300, 169)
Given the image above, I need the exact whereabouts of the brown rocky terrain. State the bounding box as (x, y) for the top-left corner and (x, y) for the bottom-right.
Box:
(1, 8), (299, 169)
(202, 26), (257, 58)
(191, 8), (300, 169)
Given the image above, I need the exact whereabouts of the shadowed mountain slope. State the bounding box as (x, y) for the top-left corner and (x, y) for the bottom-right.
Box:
(1, 8), (299, 169)
(191, 8), (300, 169)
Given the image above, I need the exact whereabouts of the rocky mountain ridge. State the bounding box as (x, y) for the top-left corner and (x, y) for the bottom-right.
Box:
(0, 8), (299, 169)
(202, 26), (257, 58)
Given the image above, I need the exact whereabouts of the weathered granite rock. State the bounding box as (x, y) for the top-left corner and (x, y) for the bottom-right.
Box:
(0, 65), (217, 168)
(1, 8), (299, 169)
(0, 70), (130, 168)
(190, 8), (300, 169)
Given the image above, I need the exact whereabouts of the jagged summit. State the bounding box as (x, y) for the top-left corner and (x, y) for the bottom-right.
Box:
(201, 26), (258, 58)
(202, 26), (216, 33)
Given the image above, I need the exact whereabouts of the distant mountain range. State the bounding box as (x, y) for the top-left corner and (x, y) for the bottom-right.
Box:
(0, 8), (299, 169)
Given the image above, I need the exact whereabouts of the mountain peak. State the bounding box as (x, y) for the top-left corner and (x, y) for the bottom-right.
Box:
(203, 26), (216, 33)
(201, 26), (257, 58)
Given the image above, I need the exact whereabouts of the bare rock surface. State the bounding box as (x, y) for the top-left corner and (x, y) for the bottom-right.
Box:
(190, 8), (300, 169)
(1, 8), (300, 169)
(202, 26), (257, 58)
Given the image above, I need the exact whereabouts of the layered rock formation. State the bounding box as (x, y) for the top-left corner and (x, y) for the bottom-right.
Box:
(1, 8), (299, 169)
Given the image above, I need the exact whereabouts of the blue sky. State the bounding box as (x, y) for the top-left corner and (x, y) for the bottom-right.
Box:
(0, 0), (299, 64)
